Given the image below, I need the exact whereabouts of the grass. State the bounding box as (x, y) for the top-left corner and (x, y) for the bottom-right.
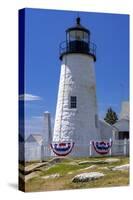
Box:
(24, 156), (129, 192)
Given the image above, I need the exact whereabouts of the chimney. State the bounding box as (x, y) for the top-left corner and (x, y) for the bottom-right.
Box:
(43, 111), (52, 145)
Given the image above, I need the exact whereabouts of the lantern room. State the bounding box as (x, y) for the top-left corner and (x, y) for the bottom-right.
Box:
(59, 17), (96, 61)
(66, 17), (90, 43)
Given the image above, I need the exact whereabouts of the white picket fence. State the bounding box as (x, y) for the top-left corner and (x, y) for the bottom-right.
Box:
(111, 139), (129, 156)
(19, 139), (129, 162)
(89, 139), (129, 157)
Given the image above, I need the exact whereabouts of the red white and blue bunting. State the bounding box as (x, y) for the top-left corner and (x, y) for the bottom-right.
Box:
(92, 140), (112, 155)
(50, 142), (75, 156)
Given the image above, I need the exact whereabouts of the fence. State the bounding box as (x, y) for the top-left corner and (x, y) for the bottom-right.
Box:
(19, 142), (51, 162)
(19, 139), (129, 162)
(111, 139), (129, 156)
(89, 139), (129, 157)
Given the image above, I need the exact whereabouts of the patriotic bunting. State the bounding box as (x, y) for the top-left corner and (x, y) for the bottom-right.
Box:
(92, 140), (112, 155)
(50, 142), (75, 156)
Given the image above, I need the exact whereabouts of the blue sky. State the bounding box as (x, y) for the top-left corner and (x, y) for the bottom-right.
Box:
(22, 8), (129, 136)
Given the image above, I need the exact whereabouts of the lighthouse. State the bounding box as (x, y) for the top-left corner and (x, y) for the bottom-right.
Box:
(52, 17), (100, 157)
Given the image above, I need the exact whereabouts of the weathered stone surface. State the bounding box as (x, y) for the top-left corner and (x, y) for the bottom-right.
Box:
(112, 164), (129, 171)
(72, 172), (104, 182)
(25, 172), (39, 182)
(68, 161), (79, 165)
(98, 167), (109, 170)
(48, 157), (69, 165)
(78, 161), (91, 165)
(78, 165), (96, 171)
(42, 173), (60, 179)
(67, 171), (73, 175)
(25, 162), (48, 174)
(78, 158), (120, 165)
(79, 160), (104, 165)
(104, 158), (120, 163)
(19, 172), (25, 180)
(19, 163), (25, 171)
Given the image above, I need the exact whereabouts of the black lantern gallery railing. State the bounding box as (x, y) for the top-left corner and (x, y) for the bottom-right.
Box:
(59, 40), (96, 61)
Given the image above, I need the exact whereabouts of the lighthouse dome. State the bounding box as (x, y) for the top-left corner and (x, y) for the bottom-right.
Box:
(66, 17), (90, 34)
(59, 17), (96, 61)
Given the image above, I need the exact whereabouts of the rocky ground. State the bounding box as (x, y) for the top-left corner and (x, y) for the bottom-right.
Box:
(19, 156), (129, 192)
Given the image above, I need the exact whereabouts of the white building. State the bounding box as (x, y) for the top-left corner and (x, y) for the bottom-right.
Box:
(120, 101), (129, 120)
(26, 134), (43, 145)
(113, 101), (129, 141)
(25, 134), (43, 162)
(98, 102), (129, 156)
(113, 119), (129, 140)
(99, 120), (114, 141)
(24, 112), (52, 161)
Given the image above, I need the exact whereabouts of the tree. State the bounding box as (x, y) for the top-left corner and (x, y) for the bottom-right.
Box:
(104, 107), (118, 125)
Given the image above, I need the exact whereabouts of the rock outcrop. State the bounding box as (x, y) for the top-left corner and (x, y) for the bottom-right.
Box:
(72, 172), (104, 182)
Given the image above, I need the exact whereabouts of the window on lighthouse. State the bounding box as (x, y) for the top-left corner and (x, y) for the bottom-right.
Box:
(69, 31), (76, 41)
(70, 96), (77, 108)
(83, 32), (89, 43)
(69, 30), (83, 41)
(75, 31), (83, 41)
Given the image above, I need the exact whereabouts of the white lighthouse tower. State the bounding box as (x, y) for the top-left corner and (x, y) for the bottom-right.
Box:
(52, 17), (100, 157)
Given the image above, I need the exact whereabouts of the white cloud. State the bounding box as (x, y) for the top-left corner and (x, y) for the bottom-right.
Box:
(19, 93), (42, 101)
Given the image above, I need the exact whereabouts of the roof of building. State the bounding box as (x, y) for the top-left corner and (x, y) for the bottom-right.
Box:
(26, 134), (43, 145)
(99, 119), (113, 128)
(113, 118), (129, 132)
